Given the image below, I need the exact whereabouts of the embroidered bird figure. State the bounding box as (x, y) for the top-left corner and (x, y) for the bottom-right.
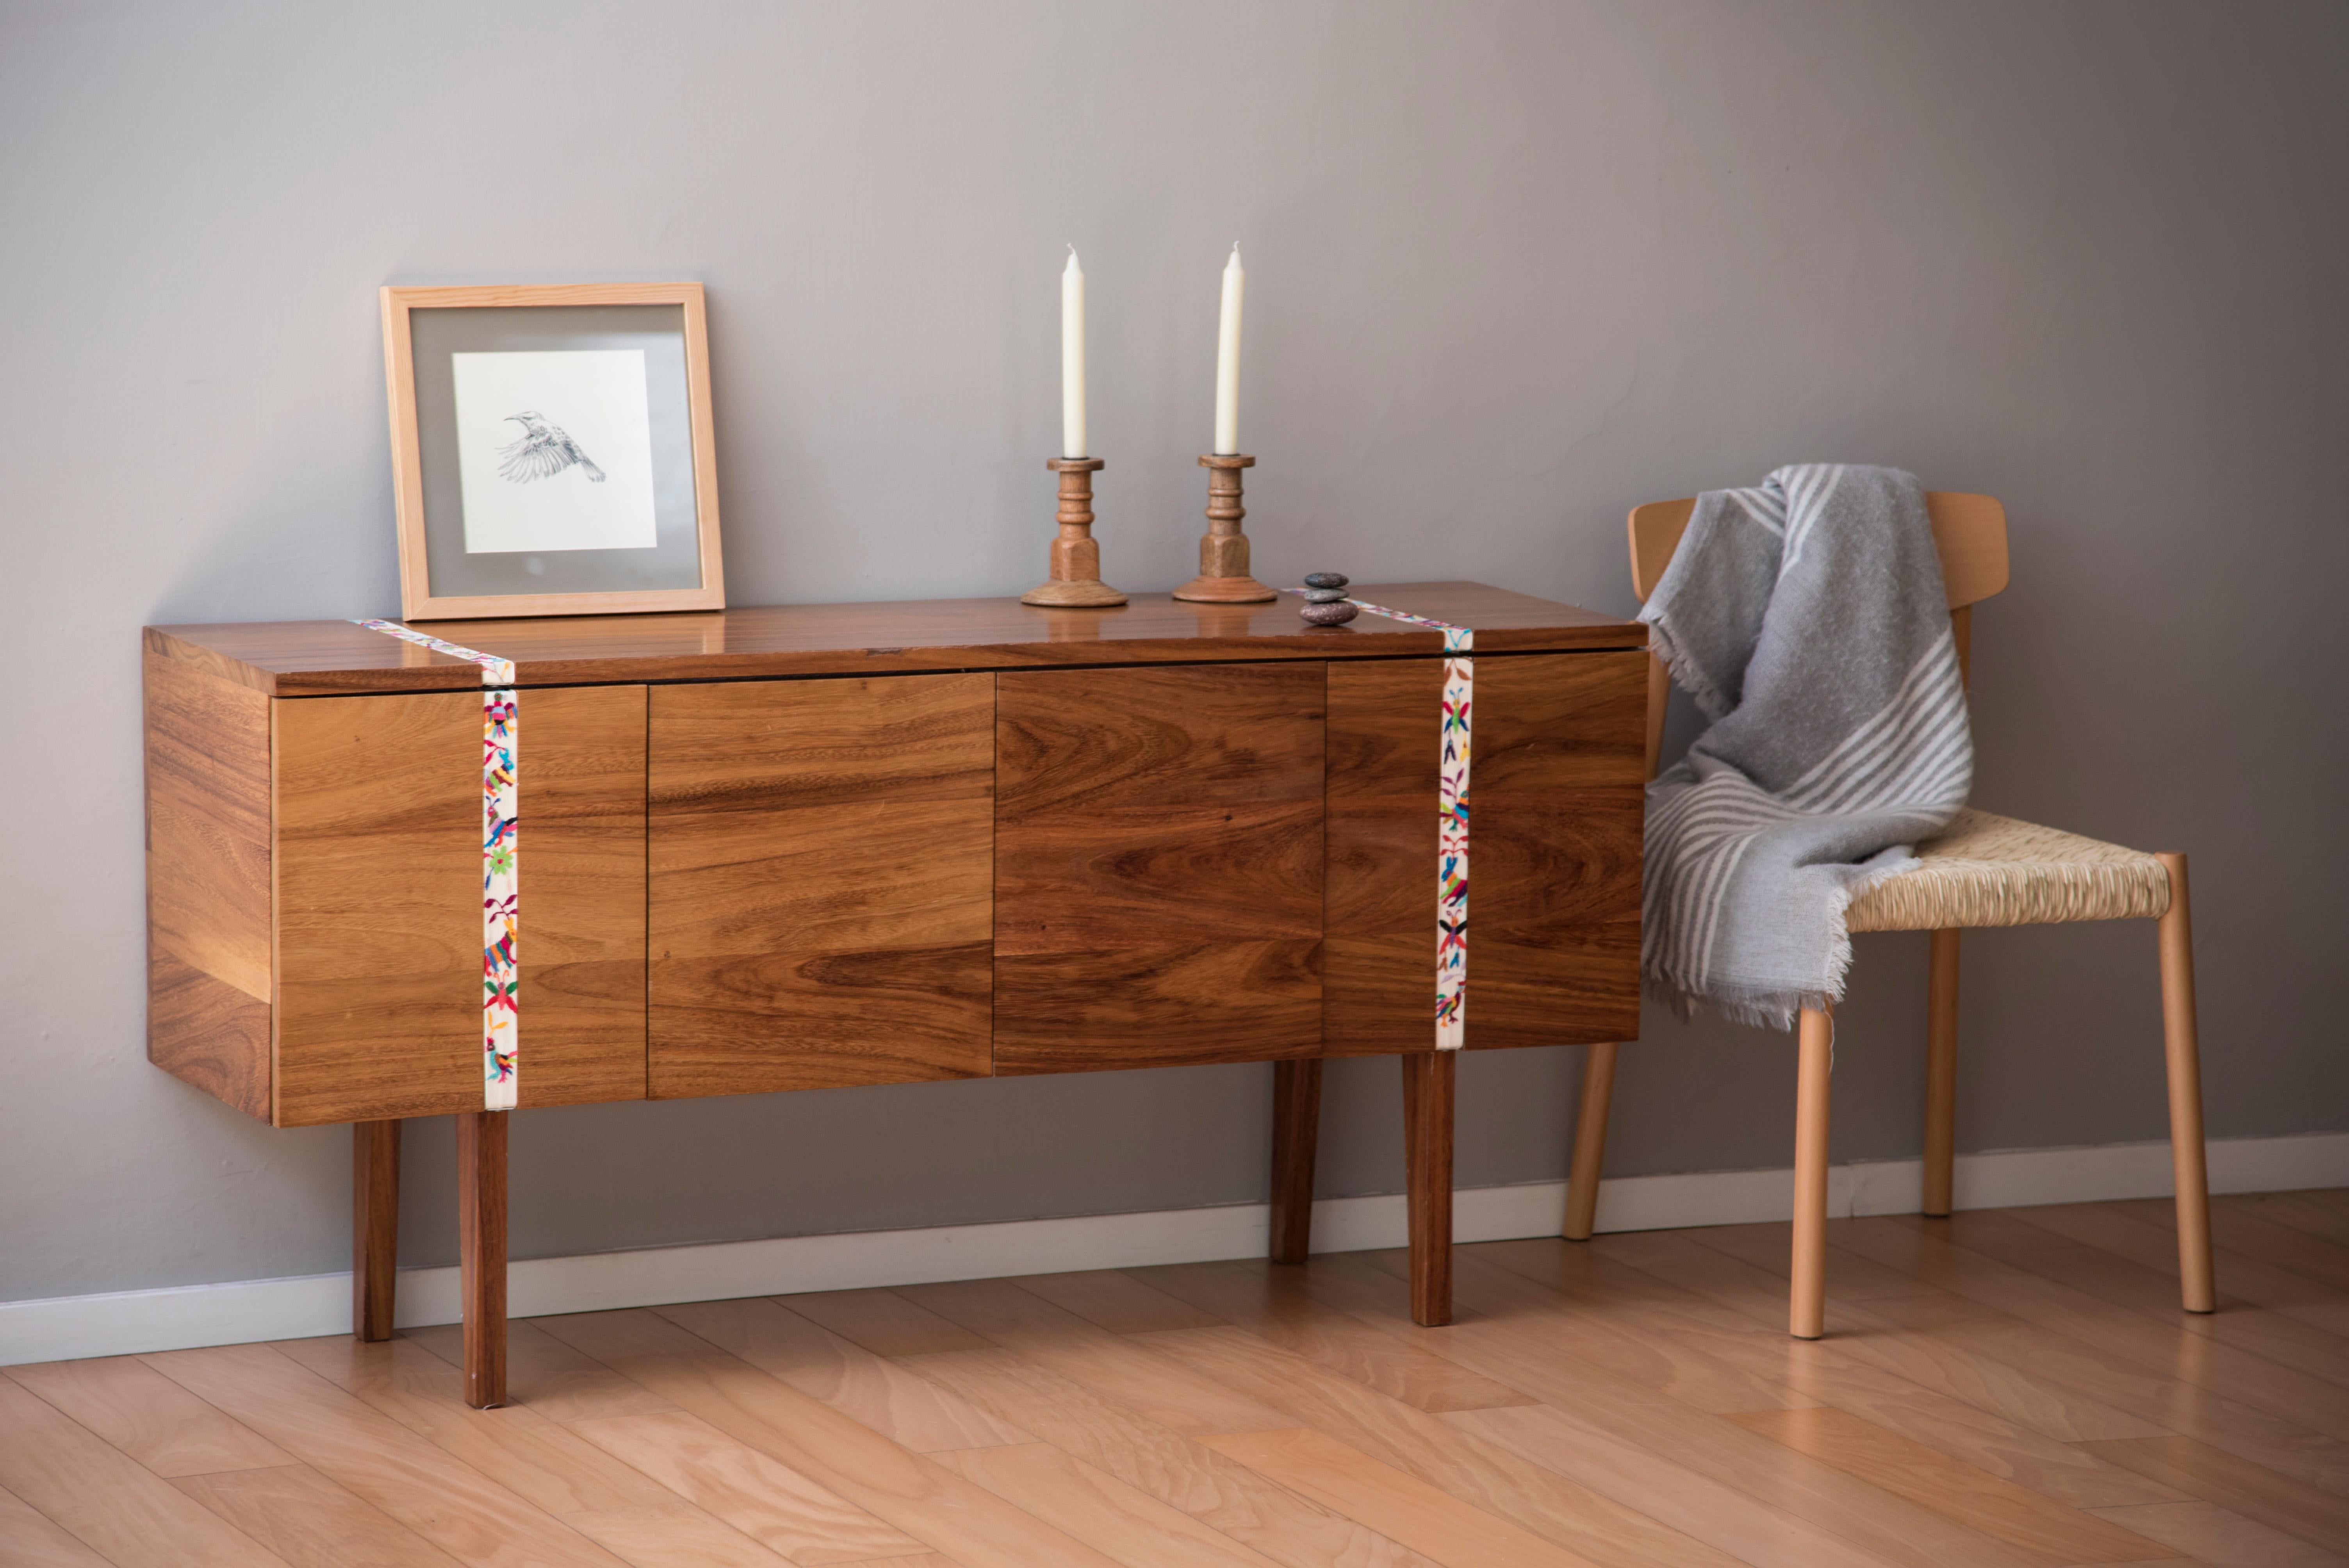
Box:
(496, 411), (606, 483)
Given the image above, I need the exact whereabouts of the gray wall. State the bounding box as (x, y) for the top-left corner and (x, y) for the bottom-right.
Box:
(4, 0), (2344, 1303)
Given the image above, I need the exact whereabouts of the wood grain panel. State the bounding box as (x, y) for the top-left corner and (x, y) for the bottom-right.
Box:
(145, 652), (273, 1117)
(2081, 1435), (2349, 1556)
(892, 1278), (1305, 1438)
(1324, 652), (1642, 1055)
(402, 1316), (680, 1425)
(0, 1377), (292, 1568)
(1141, 1326), (1751, 1568)
(519, 684), (650, 1109)
(142, 1342), (627, 1566)
(147, 950), (271, 1120)
(273, 688), (476, 1124)
(41, 1193), (2349, 1568)
(653, 1297), (1034, 1453)
(2092, 1498), (2349, 1568)
(533, 1309), (1131, 1568)
(4, 1355), (293, 1478)
(1469, 653), (1645, 1049)
(1450, 1404), (1901, 1568)
(780, 1289), (998, 1359)
(1725, 1406), (2171, 1564)
(1306, 1257), (2056, 1568)
(1200, 1427), (1604, 1568)
(928, 1441), (1290, 1568)
(648, 674), (994, 1096)
(1013, 1270), (1222, 1335)
(171, 1464), (459, 1568)
(1132, 1260), (1538, 1415)
(273, 685), (649, 1126)
(896, 1346), (1443, 1568)
(0, 1484), (115, 1568)
(564, 1409), (929, 1564)
(994, 663), (1324, 1074)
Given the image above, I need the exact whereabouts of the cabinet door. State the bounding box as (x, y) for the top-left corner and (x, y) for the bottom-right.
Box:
(648, 673), (995, 1096)
(1325, 651), (1643, 1054)
(994, 663), (1324, 1073)
(273, 684), (648, 1126)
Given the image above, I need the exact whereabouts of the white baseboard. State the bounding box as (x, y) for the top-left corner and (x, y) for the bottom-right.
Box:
(5, 1130), (2342, 1367)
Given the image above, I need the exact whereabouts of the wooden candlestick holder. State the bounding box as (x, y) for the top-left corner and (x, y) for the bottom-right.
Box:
(1023, 457), (1126, 608)
(1174, 454), (1275, 603)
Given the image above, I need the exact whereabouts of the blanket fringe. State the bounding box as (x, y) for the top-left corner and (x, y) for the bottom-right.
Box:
(1636, 604), (1734, 724)
(1642, 850), (1922, 1033)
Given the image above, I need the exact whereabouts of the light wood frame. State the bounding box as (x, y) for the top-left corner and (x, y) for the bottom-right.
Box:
(380, 282), (725, 621)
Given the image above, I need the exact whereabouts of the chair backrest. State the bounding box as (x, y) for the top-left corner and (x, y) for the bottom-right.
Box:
(1624, 490), (2009, 779)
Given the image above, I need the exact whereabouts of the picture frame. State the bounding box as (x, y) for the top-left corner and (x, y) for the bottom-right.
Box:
(380, 282), (725, 620)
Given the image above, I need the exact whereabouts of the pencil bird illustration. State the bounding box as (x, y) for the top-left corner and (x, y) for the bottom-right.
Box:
(497, 411), (606, 483)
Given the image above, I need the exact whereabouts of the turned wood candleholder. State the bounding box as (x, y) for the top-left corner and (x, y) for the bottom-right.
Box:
(1173, 454), (1275, 603)
(1022, 457), (1126, 608)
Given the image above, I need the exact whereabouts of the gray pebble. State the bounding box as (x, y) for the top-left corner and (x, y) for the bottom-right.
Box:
(1300, 599), (1359, 626)
(1302, 586), (1349, 603)
(1302, 571), (1349, 589)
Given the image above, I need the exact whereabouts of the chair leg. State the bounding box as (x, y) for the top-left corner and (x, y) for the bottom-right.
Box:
(1563, 1041), (1618, 1241)
(1791, 1006), (1833, 1340)
(1269, 1059), (1323, 1265)
(1923, 930), (1960, 1218)
(2156, 853), (2216, 1314)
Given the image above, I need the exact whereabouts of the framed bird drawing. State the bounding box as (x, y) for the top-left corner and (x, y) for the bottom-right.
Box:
(380, 282), (725, 619)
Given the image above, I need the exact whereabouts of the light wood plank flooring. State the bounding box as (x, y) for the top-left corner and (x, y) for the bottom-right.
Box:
(6, 1193), (2349, 1568)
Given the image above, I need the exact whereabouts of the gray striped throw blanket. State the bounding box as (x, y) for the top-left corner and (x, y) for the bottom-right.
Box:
(1640, 464), (1971, 1028)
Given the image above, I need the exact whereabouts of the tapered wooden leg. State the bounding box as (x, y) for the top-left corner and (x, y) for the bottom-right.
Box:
(457, 1109), (508, 1408)
(1403, 1052), (1456, 1327)
(1269, 1059), (1324, 1265)
(1563, 1041), (1618, 1241)
(2156, 853), (2216, 1314)
(1923, 930), (1960, 1218)
(352, 1120), (401, 1342)
(1791, 1007), (1833, 1340)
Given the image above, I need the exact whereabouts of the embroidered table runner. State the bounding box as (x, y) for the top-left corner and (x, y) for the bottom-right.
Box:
(351, 620), (519, 1109)
(1292, 593), (1474, 1049)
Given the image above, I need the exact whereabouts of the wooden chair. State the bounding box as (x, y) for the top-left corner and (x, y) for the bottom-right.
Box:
(1563, 492), (2217, 1338)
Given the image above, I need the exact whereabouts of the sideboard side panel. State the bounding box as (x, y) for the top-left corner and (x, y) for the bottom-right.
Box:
(145, 652), (273, 1119)
(648, 673), (996, 1096)
(993, 663), (1326, 1074)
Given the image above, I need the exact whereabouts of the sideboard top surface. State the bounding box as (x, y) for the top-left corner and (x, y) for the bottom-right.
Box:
(147, 581), (1645, 695)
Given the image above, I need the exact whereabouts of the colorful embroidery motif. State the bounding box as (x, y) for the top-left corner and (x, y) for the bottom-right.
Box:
(1288, 593), (1474, 1049)
(352, 619), (519, 1108)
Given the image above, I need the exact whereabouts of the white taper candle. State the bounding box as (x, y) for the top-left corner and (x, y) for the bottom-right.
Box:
(1061, 246), (1086, 460)
(1213, 243), (1244, 455)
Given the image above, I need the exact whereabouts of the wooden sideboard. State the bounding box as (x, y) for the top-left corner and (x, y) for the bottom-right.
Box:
(146, 583), (1646, 1405)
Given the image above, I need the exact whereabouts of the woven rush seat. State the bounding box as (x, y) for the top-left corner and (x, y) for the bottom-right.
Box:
(1846, 807), (2173, 933)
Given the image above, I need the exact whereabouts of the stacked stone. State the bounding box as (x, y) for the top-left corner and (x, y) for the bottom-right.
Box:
(1299, 572), (1357, 625)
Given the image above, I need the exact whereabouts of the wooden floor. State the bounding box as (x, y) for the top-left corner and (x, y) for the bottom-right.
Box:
(6, 1194), (2349, 1568)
